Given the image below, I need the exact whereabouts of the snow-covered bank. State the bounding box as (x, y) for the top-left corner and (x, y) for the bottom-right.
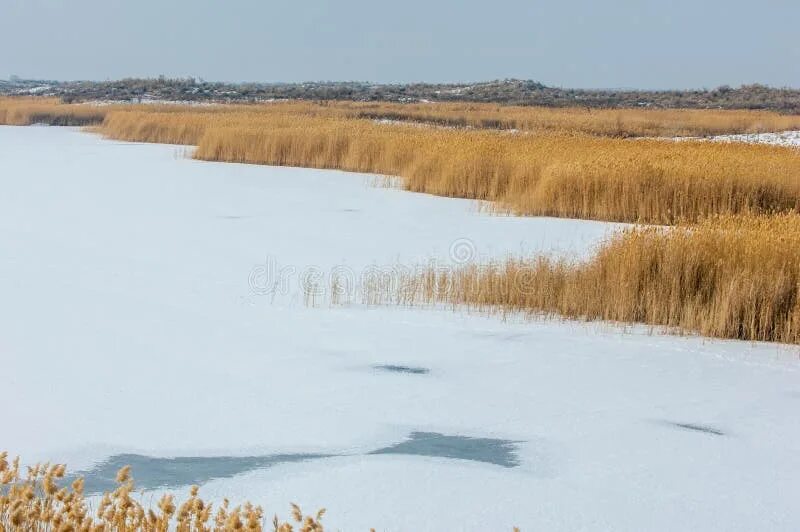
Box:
(708, 130), (800, 147)
(1, 126), (799, 531)
(673, 129), (800, 147)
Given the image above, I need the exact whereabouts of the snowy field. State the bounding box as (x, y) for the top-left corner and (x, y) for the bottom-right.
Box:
(1, 126), (799, 531)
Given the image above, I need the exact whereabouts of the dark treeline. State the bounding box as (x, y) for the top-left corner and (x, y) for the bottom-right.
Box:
(2, 77), (800, 112)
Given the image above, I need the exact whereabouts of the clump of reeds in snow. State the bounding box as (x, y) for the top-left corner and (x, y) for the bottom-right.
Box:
(360, 214), (800, 344)
(0, 451), (326, 531)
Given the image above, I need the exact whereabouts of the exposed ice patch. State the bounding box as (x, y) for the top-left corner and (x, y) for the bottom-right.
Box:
(70, 432), (521, 494)
(369, 432), (522, 468)
(70, 453), (329, 494)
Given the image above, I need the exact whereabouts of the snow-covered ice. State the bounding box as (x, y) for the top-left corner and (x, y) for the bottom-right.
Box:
(708, 130), (800, 147)
(675, 130), (800, 148)
(1, 126), (799, 531)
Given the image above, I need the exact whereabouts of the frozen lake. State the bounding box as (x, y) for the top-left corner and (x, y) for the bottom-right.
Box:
(1, 126), (799, 531)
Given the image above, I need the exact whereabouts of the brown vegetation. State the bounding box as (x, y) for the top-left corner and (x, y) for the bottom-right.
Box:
(5, 96), (800, 137)
(0, 99), (779, 223)
(188, 116), (800, 224)
(337, 101), (800, 137)
(14, 99), (779, 225)
(368, 214), (800, 344)
(0, 97), (107, 126)
(94, 100), (800, 139)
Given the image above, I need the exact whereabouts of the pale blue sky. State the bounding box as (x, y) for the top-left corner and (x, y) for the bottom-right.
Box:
(2, 0), (798, 88)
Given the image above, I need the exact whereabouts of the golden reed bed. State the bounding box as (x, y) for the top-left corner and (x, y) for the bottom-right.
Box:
(363, 214), (800, 344)
(5, 96), (800, 136)
(3, 96), (800, 226)
(332, 100), (800, 137)
(94, 107), (800, 225)
(0, 98), (106, 126)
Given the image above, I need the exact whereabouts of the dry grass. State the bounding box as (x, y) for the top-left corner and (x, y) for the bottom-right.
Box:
(335, 101), (800, 137)
(37, 104), (800, 224)
(96, 100), (800, 138)
(5, 98), (800, 224)
(189, 117), (800, 224)
(87, 104), (800, 225)
(5, 96), (800, 137)
(369, 214), (800, 344)
(0, 97), (107, 126)
(0, 451), (325, 531)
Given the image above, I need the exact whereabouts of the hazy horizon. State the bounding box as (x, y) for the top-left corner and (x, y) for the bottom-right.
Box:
(4, 75), (799, 92)
(1, 0), (798, 90)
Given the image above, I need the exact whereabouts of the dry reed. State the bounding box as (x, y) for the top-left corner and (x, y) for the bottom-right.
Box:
(5, 97), (800, 224)
(334, 101), (800, 137)
(371, 214), (800, 344)
(87, 105), (800, 224)
(189, 117), (800, 224)
(5, 96), (800, 137)
(0, 451), (325, 531)
(0, 97), (106, 126)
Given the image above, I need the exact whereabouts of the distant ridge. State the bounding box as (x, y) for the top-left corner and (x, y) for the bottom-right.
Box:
(3, 78), (800, 112)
